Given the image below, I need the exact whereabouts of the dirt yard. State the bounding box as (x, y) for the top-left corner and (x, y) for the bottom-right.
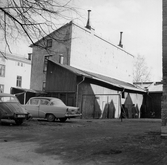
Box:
(0, 118), (166, 165)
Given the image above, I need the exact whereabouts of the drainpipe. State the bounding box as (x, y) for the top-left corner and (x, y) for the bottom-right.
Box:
(76, 76), (85, 107)
(24, 92), (26, 104)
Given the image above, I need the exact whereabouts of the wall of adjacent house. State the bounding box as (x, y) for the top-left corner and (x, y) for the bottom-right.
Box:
(70, 24), (134, 83)
(0, 55), (31, 93)
(78, 80), (122, 119)
(46, 60), (76, 92)
(30, 22), (72, 91)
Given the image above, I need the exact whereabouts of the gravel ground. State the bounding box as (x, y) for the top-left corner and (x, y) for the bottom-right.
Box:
(0, 118), (166, 165)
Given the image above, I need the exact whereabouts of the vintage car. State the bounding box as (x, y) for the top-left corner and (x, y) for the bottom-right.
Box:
(22, 97), (81, 122)
(0, 93), (31, 125)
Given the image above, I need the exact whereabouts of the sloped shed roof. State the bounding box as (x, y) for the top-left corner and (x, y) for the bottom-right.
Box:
(134, 82), (162, 93)
(49, 60), (145, 93)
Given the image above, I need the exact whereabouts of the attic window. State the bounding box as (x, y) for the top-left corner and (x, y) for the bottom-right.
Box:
(46, 39), (52, 48)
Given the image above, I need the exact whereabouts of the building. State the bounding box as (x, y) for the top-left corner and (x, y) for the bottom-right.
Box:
(0, 52), (31, 93)
(134, 82), (162, 118)
(30, 21), (134, 91)
(30, 17), (145, 119)
(45, 60), (144, 119)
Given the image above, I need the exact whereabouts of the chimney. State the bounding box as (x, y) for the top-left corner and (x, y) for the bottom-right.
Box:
(28, 53), (32, 60)
(118, 32), (123, 48)
(85, 10), (91, 30)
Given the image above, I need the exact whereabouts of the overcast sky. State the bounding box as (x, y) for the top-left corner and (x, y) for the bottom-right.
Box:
(1, 0), (162, 81)
(72, 0), (162, 81)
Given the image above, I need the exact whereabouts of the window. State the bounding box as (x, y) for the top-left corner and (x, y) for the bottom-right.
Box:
(50, 99), (65, 106)
(42, 81), (46, 91)
(40, 99), (49, 105)
(29, 99), (39, 105)
(0, 84), (4, 93)
(0, 64), (5, 77)
(0, 96), (18, 102)
(46, 39), (52, 48)
(43, 55), (52, 73)
(43, 57), (48, 73)
(16, 76), (22, 87)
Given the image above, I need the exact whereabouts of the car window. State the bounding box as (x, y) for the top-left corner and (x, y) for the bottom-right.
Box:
(50, 99), (65, 106)
(29, 99), (39, 105)
(0, 96), (18, 102)
(40, 99), (49, 105)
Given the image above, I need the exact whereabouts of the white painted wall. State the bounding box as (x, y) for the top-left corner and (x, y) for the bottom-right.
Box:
(71, 24), (134, 83)
(0, 55), (31, 93)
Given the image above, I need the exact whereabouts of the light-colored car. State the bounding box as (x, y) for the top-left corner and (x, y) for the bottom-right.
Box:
(0, 93), (31, 125)
(22, 97), (81, 122)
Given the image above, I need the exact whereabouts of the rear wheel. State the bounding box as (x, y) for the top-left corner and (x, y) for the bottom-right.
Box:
(47, 114), (55, 122)
(15, 119), (24, 125)
(59, 118), (67, 122)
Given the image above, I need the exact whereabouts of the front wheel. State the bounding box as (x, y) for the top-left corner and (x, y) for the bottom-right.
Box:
(15, 119), (24, 125)
(59, 118), (67, 122)
(47, 114), (55, 122)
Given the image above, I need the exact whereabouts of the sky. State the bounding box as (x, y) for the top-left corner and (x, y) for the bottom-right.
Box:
(1, 0), (162, 81)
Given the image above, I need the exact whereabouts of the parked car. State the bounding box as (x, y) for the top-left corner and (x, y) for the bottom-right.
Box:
(22, 97), (81, 122)
(0, 93), (31, 125)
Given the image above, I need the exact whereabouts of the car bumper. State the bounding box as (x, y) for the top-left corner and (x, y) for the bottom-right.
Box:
(1, 113), (28, 120)
(65, 113), (82, 118)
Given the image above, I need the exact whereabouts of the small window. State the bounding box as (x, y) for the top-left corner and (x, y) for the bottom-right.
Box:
(46, 39), (52, 48)
(43, 58), (48, 73)
(16, 76), (22, 87)
(0, 64), (5, 77)
(42, 81), (46, 91)
(0, 84), (4, 93)
(43, 55), (51, 73)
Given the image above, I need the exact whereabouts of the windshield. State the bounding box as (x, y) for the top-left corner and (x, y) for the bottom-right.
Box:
(0, 96), (19, 103)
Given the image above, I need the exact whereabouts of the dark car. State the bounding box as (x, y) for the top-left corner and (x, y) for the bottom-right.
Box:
(0, 93), (31, 125)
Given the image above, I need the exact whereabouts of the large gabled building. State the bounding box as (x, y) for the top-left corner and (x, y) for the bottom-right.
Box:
(30, 19), (145, 119)
(30, 21), (134, 91)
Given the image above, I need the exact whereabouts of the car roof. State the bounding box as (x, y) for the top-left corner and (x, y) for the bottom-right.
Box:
(30, 97), (60, 100)
(0, 93), (14, 97)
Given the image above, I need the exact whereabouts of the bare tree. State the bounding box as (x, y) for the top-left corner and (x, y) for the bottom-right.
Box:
(133, 54), (151, 83)
(0, 0), (79, 55)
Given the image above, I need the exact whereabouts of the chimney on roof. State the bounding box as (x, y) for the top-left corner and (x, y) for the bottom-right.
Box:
(85, 10), (91, 30)
(118, 32), (123, 48)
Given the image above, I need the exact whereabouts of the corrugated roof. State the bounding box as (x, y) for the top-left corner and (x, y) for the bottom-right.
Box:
(146, 82), (162, 93)
(134, 82), (162, 93)
(49, 60), (145, 93)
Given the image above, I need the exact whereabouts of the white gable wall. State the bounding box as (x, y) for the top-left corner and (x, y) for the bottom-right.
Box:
(0, 56), (31, 93)
(70, 24), (134, 83)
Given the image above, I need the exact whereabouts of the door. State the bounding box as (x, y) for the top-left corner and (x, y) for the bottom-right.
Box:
(38, 99), (50, 118)
(25, 98), (40, 118)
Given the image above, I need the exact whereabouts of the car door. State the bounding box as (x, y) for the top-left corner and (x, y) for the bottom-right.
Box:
(38, 99), (50, 118)
(25, 98), (40, 118)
